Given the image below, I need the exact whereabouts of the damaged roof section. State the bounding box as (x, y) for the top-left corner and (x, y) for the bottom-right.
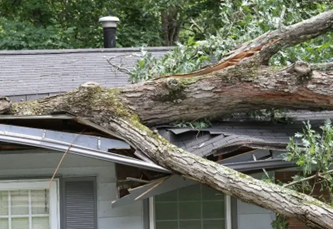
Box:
(112, 112), (333, 207)
(0, 111), (332, 207)
(0, 113), (171, 202)
(159, 111), (333, 159)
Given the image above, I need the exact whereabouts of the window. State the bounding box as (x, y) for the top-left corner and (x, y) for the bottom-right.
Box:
(152, 184), (229, 229)
(0, 179), (59, 229)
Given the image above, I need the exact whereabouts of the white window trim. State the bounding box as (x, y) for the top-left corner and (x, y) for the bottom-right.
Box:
(149, 197), (155, 229)
(224, 195), (232, 229)
(149, 194), (232, 229)
(0, 179), (60, 229)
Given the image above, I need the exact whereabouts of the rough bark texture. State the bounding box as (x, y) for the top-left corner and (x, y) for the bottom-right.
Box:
(6, 10), (333, 229)
(120, 61), (333, 125)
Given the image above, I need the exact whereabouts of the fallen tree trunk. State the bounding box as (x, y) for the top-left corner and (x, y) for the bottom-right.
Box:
(120, 61), (333, 125)
(6, 9), (333, 229)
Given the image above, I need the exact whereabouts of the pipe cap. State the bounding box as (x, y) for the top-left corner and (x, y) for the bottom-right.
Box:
(99, 16), (120, 28)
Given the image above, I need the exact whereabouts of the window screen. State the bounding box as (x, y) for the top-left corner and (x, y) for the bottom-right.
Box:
(155, 184), (225, 229)
(62, 179), (96, 229)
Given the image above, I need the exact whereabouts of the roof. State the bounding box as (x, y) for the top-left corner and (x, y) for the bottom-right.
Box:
(159, 111), (332, 157)
(0, 47), (171, 102)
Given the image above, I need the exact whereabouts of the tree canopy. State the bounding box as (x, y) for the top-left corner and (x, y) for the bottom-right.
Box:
(0, 0), (332, 51)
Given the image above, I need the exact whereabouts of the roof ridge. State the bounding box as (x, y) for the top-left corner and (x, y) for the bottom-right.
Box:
(0, 47), (173, 56)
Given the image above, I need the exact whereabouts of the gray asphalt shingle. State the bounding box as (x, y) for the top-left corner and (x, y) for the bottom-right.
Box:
(0, 47), (171, 99)
(159, 114), (333, 157)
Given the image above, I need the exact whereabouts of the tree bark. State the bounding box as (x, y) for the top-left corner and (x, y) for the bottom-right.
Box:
(6, 10), (333, 229)
(161, 7), (182, 46)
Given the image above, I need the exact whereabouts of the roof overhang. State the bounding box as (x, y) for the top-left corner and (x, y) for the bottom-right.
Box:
(0, 123), (169, 173)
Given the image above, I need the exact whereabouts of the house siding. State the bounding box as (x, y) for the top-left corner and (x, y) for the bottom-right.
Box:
(0, 150), (144, 229)
(237, 172), (274, 229)
(237, 200), (274, 229)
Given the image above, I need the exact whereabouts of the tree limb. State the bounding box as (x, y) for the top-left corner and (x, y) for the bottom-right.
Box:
(114, 61), (333, 125)
(227, 10), (333, 64)
(0, 97), (11, 114)
(284, 169), (333, 188)
(105, 54), (141, 75)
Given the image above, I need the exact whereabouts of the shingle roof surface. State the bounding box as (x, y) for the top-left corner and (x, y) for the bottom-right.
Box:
(0, 47), (171, 101)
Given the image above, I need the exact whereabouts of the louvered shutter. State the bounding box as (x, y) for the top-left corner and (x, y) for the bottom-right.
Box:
(63, 179), (96, 229)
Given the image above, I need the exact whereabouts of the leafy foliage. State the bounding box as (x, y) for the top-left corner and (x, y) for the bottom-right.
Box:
(172, 117), (212, 129)
(1, 0), (331, 52)
(129, 0), (333, 82)
(0, 19), (77, 49)
(271, 213), (289, 229)
(0, 0), (222, 49)
(130, 38), (214, 82)
(246, 109), (292, 124)
(284, 119), (333, 194)
(0, 0), (159, 49)
(270, 120), (333, 228)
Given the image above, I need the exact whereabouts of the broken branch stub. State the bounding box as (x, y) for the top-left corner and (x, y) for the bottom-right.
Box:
(0, 97), (11, 114)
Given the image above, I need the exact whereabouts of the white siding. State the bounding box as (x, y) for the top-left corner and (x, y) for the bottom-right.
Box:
(237, 200), (275, 229)
(237, 173), (275, 229)
(0, 150), (144, 229)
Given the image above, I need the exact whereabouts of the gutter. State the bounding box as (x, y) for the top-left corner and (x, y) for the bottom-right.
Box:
(0, 124), (170, 173)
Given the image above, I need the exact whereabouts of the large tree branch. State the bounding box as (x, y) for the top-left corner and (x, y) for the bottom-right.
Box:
(116, 61), (333, 125)
(7, 84), (333, 229)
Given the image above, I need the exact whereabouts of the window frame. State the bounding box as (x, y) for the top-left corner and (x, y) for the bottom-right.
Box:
(149, 186), (232, 229)
(0, 179), (60, 229)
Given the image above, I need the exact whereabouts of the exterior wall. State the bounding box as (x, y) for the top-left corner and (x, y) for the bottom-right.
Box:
(237, 173), (274, 229)
(237, 200), (274, 229)
(0, 149), (144, 229)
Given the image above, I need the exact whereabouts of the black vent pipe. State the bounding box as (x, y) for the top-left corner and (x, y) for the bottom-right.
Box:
(99, 16), (119, 48)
